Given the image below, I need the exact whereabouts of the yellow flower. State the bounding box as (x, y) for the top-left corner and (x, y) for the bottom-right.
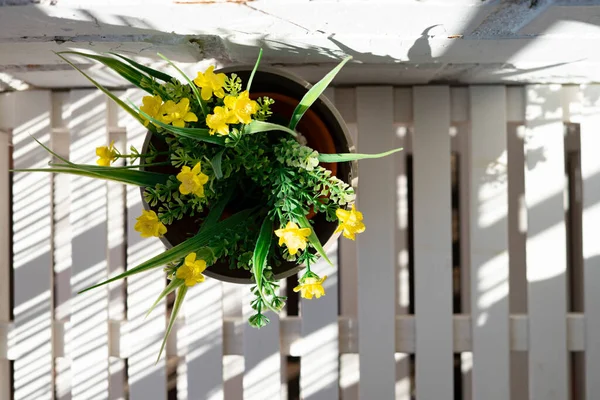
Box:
(193, 65), (227, 101)
(159, 98), (198, 128)
(335, 204), (366, 240)
(176, 162), (209, 197)
(140, 95), (163, 126)
(176, 252), (207, 287)
(274, 221), (312, 255)
(96, 140), (118, 166)
(206, 106), (236, 136)
(294, 275), (327, 300)
(134, 209), (167, 238)
(224, 91), (259, 124)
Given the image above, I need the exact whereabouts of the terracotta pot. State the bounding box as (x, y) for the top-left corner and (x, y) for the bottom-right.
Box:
(141, 66), (356, 284)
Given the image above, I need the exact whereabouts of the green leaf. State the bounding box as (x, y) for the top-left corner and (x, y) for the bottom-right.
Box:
(201, 184), (234, 229)
(318, 147), (403, 163)
(157, 52), (208, 118)
(13, 166), (170, 187)
(297, 215), (333, 266)
(146, 278), (184, 318)
(288, 56), (352, 130)
(55, 52), (152, 131)
(134, 106), (226, 146)
(243, 120), (297, 138)
(49, 162), (170, 170)
(246, 48), (263, 92)
(157, 285), (187, 362)
(252, 217), (279, 313)
(109, 52), (174, 82)
(77, 208), (254, 294)
(211, 150), (225, 179)
(57, 51), (150, 92)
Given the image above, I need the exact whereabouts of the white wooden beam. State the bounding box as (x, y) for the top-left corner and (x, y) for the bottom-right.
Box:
(469, 86), (510, 400)
(412, 86), (454, 399)
(356, 86), (396, 400)
(525, 84), (569, 400)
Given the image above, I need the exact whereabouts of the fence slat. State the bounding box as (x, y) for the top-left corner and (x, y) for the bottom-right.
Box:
(412, 86), (454, 399)
(506, 87), (529, 400)
(355, 86), (396, 399)
(123, 89), (167, 399)
(298, 87), (340, 400)
(243, 291), (282, 400)
(6, 91), (54, 400)
(0, 126), (10, 400)
(300, 243), (339, 400)
(579, 84), (600, 399)
(524, 84), (568, 400)
(469, 86), (510, 400)
(68, 89), (110, 399)
(180, 279), (224, 399)
(393, 87), (412, 400)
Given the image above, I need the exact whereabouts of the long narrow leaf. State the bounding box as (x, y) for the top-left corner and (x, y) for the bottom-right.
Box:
(289, 56), (352, 130)
(12, 167), (169, 187)
(135, 106), (226, 146)
(201, 185), (234, 229)
(246, 48), (263, 92)
(211, 150), (225, 179)
(157, 285), (187, 362)
(157, 52), (208, 118)
(109, 52), (174, 82)
(56, 53), (150, 129)
(252, 217), (279, 313)
(244, 120), (297, 138)
(297, 215), (333, 266)
(78, 208), (254, 293)
(318, 147), (403, 163)
(146, 278), (184, 318)
(50, 162), (171, 170)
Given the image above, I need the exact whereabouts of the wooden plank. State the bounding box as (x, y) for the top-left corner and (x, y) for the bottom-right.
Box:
(334, 87), (359, 400)
(7, 91), (54, 400)
(222, 283), (244, 400)
(180, 279), (224, 400)
(0, 127), (11, 400)
(299, 242), (339, 400)
(412, 86), (454, 399)
(68, 89), (110, 399)
(243, 289), (282, 400)
(122, 89), (167, 399)
(578, 84), (600, 400)
(106, 94), (127, 400)
(524, 84), (568, 400)
(393, 87), (411, 400)
(469, 86), (510, 400)
(506, 91), (529, 400)
(50, 91), (73, 400)
(355, 86), (396, 399)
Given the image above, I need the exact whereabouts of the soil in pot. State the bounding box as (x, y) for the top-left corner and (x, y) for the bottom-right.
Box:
(142, 69), (353, 284)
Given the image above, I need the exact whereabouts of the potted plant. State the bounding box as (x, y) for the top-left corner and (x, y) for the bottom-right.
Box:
(18, 49), (401, 360)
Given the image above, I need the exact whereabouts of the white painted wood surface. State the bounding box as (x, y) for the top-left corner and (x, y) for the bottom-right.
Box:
(298, 87), (340, 400)
(0, 128), (11, 400)
(578, 84), (600, 400)
(469, 86), (510, 400)
(5, 91), (54, 400)
(525, 85), (569, 400)
(1, 84), (598, 400)
(412, 86), (454, 399)
(356, 86), (396, 400)
(123, 89), (168, 399)
(68, 89), (110, 399)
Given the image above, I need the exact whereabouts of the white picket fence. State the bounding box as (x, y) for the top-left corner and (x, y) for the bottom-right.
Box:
(1, 84), (599, 400)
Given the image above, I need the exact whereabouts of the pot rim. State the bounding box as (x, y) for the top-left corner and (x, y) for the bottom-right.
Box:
(140, 65), (357, 284)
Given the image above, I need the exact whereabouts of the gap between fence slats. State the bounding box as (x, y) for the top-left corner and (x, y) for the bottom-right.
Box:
(525, 84), (569, 400)
(0, 127), (11, 400)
